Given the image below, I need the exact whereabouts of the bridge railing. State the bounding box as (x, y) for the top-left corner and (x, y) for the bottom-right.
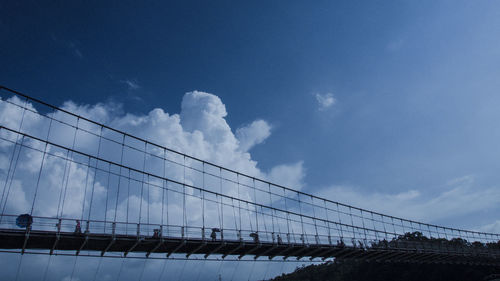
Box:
(1, 213), (498, 259)
(1, 86), (499, 259)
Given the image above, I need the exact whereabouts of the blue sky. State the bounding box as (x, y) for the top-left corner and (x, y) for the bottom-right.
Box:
(3, 0), (500, 224)
(2, 0), (500, 228)
(1, 1), (500, 279)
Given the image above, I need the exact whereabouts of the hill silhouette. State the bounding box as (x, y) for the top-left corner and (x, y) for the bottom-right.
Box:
(270, 232), (500, 281)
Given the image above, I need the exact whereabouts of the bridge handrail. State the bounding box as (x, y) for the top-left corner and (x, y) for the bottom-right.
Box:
(1, 214), (498, 256)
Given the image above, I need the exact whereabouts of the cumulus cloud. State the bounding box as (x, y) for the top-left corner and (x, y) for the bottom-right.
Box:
(0, 91), (305, 230)
(315, 93), (336, 110)
(236, 120), (271, 152)
(268, 161), (305, 191)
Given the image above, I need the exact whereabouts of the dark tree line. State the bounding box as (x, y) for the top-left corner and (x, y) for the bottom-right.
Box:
(270, 232), (500, 281)
(270, 260), (497, 281)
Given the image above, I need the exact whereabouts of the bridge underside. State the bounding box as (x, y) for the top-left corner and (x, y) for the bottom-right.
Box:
(1, 229), (498, 266)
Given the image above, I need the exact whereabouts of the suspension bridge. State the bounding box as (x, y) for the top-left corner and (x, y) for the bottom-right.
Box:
(0, 85), (499, 279)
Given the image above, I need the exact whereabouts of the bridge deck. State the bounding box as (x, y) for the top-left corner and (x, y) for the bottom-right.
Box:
(0, 229), (498, 266)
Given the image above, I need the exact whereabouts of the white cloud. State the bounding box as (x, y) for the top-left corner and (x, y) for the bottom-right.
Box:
(62, 276), (81, 281)
(317, 175), (500, 225)
(315, 93), (336, 110)
(236, 120), (271, 152)
(478, 220), (500, 234)
(268, 161), (305, 191)
(0, 91), (305, 230)
(50, 35), (83, 59)
(121, 79), (140, 90)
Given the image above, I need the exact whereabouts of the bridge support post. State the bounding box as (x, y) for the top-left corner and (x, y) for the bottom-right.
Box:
(146, 226), (164, 258)
(76, 221), (90, 255)
(297, 247), (321, 261)
(101, 222), (116, 256)
(124, 223), (143, 257)
(284, 246), (309, 260)
(310, 247), (337, 260)
(49, 219), (62, 255)
(321, 247), (350, 261)
(21, 225), (32, 255)
(205, 242), (226, 258)
(306, 247), (329, 260)
(239, 235), (261, 259)
(167, 227), (186, 258)
(187, 228), (207, 258)
(223, 242), (245, 259)
(269, 244), (295, 260)
(255, 244), (277, 260)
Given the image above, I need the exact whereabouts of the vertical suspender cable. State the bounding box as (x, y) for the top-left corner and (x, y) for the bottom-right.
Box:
(268, 184), (275, 240)
(247, 202), (254, 233)
(183, 156), (187, 233)
(59, 118), (80, 219)
(0, 135), (25, 222)
(391, 217), (397, 240)
(55, 146), (72, 219)
(283, 188), (291, 243)
(360, 210), (367, 245)
(348, 207), (355, 244)
(311, 196), (318, 241)
(232, 198), (238, 232)
(381, 215), (388, 241)
(113, 135), (126, 224)
(219, 168), (223, 237)
(0, 96), (28, 216)
(103, 163), (111, 231)
(274, 209), (282, 240)
(298, 193), (305, 243)
(126, 169), (131, 234)
(237, 173), (242, 236)
(260, 206), (268, 241)
(30, 117), (53, 215)
(88, 126), (103, 223)
(202, 163), (205, 235)
(371, 212), (378, 242)
(162, 149), (166, 231)
(253, 179), (258, 233)
(80, 157), (91, 222)
(139, 142), (147, 232)
(324, 200), (331, 244)
(147, 174), (150, 227)
(336, 203), (343, 241)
